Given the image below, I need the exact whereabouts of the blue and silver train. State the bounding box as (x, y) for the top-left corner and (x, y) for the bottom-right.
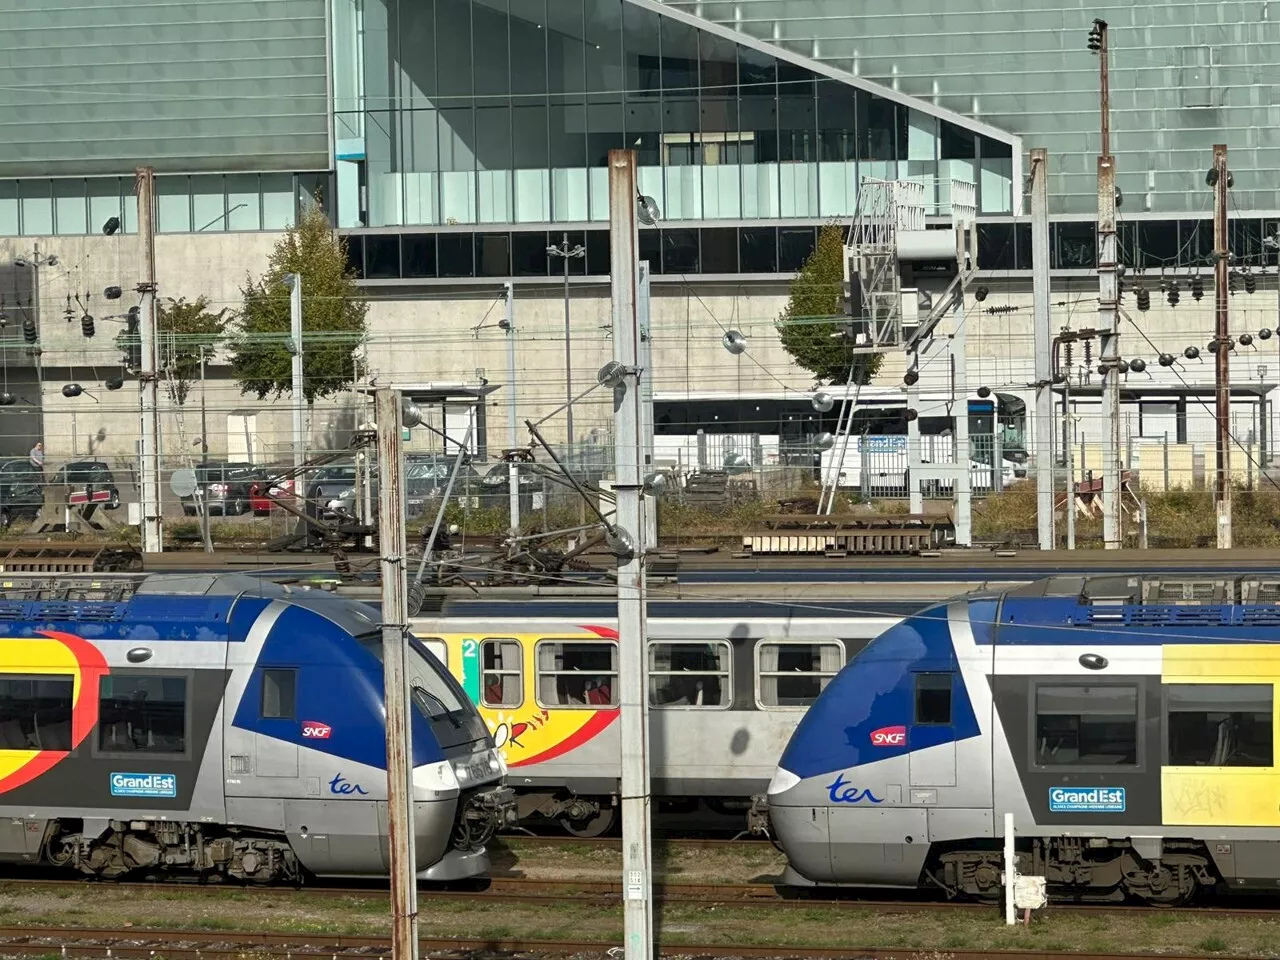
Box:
(0, 573), (514, 882)
(767, 575), (1280, 902)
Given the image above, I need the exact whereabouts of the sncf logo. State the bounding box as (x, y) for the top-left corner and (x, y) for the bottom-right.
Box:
(302, 723), (332, 740)
(870, 725), (907, 747)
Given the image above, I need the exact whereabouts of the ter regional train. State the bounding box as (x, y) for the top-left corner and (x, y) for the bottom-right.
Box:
(0, 573), (514, 882)
(409, 613), (897, 835)
(768, 575), (1280, 903)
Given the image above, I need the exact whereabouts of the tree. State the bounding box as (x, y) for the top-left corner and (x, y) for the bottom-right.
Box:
(158, 297), (227, 406)
(225, 205), (368, 404)
(776, 223), (883, 386)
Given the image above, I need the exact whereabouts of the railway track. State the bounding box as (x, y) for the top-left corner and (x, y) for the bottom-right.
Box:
(0, 925), (1252, 960)
(11, 873), (1280, 920)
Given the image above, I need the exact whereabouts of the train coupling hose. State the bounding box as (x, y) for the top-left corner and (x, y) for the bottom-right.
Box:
(747, 794), (772, 838)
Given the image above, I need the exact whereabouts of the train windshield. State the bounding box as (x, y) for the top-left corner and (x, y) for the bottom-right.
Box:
(358, 631), (489, 750)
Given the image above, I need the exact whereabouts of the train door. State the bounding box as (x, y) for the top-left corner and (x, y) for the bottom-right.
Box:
(252, 666), (299, 779)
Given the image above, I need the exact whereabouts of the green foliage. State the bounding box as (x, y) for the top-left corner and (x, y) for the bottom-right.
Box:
(226, 206), (368, 403)
(158, 296), (227, 406)
(776, 223), (883, 386)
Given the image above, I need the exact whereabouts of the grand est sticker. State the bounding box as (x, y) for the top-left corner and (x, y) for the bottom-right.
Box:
(0, 631), (108, 794)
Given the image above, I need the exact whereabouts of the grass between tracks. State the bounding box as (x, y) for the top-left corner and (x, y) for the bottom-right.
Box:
(0, 840), (1275, 958)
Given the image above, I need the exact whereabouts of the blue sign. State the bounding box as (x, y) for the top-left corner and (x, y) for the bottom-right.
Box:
(330, 773), (368, 796)
(863, 436), (907, 454)
(110, 772), (177, 798)
(1048, 786), (1125, 813)
(827, 772), (883, 804)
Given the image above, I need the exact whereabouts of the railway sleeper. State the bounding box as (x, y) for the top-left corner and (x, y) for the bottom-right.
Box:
(43, 819), (302, 884)
(934, 837), (1214, 905)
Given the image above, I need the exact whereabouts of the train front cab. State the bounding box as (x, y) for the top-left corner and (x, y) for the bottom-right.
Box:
(766, 597), (995, 887)
(224, 595), (513, 881)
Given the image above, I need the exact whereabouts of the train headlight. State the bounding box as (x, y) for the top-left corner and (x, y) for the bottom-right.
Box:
(488, 750), (505, 776)
(413, 760), (460, 796)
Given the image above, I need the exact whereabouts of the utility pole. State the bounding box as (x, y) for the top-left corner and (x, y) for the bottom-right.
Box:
(199, 346), (209, 459)
(1212, 144), (1232, 548)
(1030, 148), (1055, 550)
(1089, 18), (1122, 550)
(286, 274), (305, 472)
(376, 387), (418, 960)
(637, 261), (657, 548)
(136, 166), (163, 553)
(608, 148), (653, 960)
(501, 283), (520, 533)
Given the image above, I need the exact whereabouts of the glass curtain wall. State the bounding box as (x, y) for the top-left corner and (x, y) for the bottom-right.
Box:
(333, 0), (1013, 228)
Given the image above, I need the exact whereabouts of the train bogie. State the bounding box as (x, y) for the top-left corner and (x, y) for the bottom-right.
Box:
(767, 576), (1280, 900)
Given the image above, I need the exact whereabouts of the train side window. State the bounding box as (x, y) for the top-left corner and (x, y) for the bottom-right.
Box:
(535, 640), (618, 707)
(260, 668), (297, 720)
(1035, 684), (1137, 767)
(98, 674), (187, 754)
(482, 640), (523, 708)
(0, 674), (74, 751)
(756, 641), (844, 708)
(649, 641), (731, 708)
(1166, 683), (1273, 767)
(914, 673), (953, 725)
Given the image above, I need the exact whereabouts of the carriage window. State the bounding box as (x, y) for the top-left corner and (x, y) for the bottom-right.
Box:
(0, 675), (73, 751)
(1167, 684), (1273, 767)
(482, 640), (523, 708)
(98, 674), (187, 754)
(1036, 684), (1137, 767)
(536, 641), (618, 707)
(260, 668), (296, 720)
(649, 641), (730, 708)
(915, 673), (953, 725)
(756, 642), (843, 707)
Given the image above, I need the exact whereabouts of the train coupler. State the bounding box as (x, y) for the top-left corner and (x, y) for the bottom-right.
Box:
(747, 794), (772, 838)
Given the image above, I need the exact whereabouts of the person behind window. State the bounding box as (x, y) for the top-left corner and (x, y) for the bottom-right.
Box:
(29, 442), (44, 474)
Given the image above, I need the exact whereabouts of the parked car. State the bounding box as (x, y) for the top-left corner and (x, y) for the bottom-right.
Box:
(181, 461), (263, 516)
(52, 460), (121, 510)
(304, 462), (360, 525)
(479, 461), (542, 512)
(0, 458), (44, 527)
(249, 476), (296, 516)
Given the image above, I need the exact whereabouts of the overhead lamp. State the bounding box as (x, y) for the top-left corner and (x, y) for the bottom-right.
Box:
(102, 216), (121, 236)
(721, 330), (747, 355)
(401, 401), (423, 429)
(637, 193), (661, 226)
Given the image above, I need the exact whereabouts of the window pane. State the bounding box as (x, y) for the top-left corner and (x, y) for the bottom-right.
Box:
(778, 226), (816, 272)
(537, 641), (617, 706)
(0, 181), (17, 236)
(88, 179), (122, 236)
(0, 674), (73, 750)
(482, 639), (522, 707)
(1054, 221), (1095, 269)
(261, 668), (296, 719)
(226, 175), (262, 231)
(585, 229), (610, 275)
(403, 234), (438, 278)
(438, 233), (474, 277)
(365, 235), (401, 280)
(1036, 684), (1137, 766)
(915, 673), (952, 725)
(740, 227), (776, 273)
(19, 180), (53, 235)
(1167, 683), (1273, 767)
(1139, 220), (1178, 269)
(157, 176), (191, 233)
(261, 174), (295, 230)
(52, 179), (86, 236)
(547, 0), (584, 95)
(474, 0), (510, 97)
(979, 223), (1016, 271)
(512, 230), (550, 276)
(98, 674), (186, 753)
(191, 175), (226, 233)
(649, 641), (729, 707)
(701, 228), (737, 273)
(662, 228), (698, 273)
(758, 641), (841, 707)
(344, 235), (365, 279)
(476, 232), (511, 276)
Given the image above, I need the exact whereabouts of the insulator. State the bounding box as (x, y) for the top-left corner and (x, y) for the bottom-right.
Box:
(1083, 340), (1093, 365)
(903, 370), (919, 387)
(1261, 328), (1274, 341)
(1129, 357), (1148, 373)
(80, 314), (95, 338)
(1240, 332), (1255, 347)
(0, 393), (14, 406)
(977, 385), (992, 398)
(1191, 276), (1204, 300)
(1229, 272), (1239, 295)
(904, 409), (919, 422)
(973, 286), (989, 302)
(1167, 285), (1180, 307)
(1116, 360), (1131, 374)
(1209, 340), (1222, 354)
(104, 377), (124, 391)
(1184, 346), (1201, 360)
(21, 318), (36, 344)
(61, 383), (82, 399)
(1246, 272), (1257, 295)
(1064, 342), (1074, 366)
(1053, 372), (1067, 384)
(1097, 364), (1108, 376)
(1136, 286), (1151, 311)
(1159, 353), (1176, 367)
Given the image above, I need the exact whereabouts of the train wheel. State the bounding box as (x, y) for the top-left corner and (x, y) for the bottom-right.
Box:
(559, 805), (617, 838)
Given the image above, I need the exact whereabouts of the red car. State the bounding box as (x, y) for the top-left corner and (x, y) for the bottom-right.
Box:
(250, 478), (295, 516)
